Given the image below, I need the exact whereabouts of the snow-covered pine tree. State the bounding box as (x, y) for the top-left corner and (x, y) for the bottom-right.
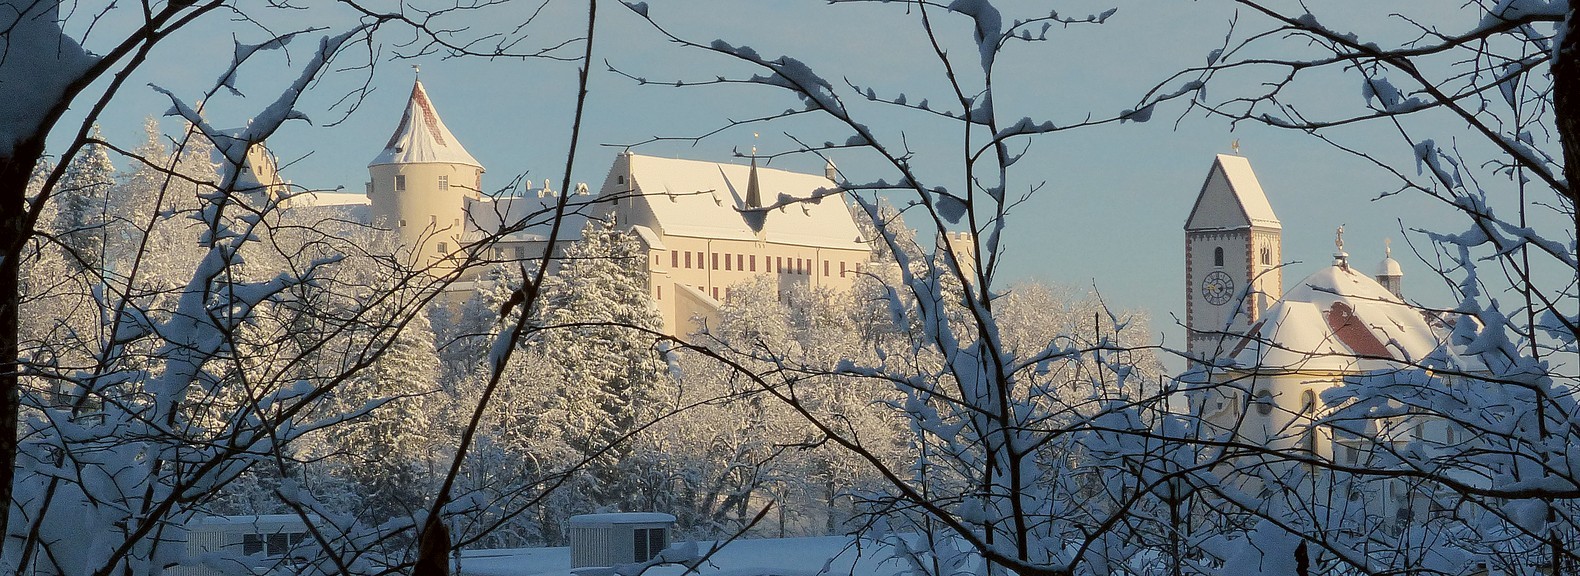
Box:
(53, 124), (113, 272)
(536, 219), (669, 509)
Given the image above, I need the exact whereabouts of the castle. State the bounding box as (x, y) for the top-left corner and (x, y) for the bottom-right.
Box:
(361, 77), (872, 336)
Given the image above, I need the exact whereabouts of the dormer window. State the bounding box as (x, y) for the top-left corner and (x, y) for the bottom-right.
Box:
(439, 175), (449, 190)
(395, 175), (406, 191)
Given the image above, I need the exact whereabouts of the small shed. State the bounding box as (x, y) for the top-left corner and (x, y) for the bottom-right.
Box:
(167, 515), (317, 576)
(568, 512), (676, 568)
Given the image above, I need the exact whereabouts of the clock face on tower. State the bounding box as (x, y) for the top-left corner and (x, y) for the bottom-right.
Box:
(1202, 270), (1235, 305)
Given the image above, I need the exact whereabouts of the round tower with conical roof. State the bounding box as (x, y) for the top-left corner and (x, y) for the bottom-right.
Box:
(367, 77), (484, 268)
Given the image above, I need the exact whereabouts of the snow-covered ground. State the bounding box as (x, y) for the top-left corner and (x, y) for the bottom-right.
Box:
(461, 536), (904, 576)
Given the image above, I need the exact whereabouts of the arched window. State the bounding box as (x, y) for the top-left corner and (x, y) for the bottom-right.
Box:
(1254, 389), (1274, 416)
(1261, 246), (1272, 265)
(1214, 246), (1225, 267)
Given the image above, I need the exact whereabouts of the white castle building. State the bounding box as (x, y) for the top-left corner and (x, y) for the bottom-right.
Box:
(361, 77), (872, 336)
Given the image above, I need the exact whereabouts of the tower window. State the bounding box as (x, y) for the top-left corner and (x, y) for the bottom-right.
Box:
(1261, 246), (1271, 265)
(395, 175), (406, 191)
(437, 242), (449, 254)
(439, 175), (449, 190)
(1214, 247), (1224, 267)
(671, 250), (678, 268)
(430, 215), (437, 226)
(398, 219), (407, 227)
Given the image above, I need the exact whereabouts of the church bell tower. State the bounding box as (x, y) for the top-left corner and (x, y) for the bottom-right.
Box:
(1185, 154), (1282, 362)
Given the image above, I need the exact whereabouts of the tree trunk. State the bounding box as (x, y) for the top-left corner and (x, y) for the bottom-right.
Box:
(1555, 8), (1580, 253)
(0, 134), (45, 533)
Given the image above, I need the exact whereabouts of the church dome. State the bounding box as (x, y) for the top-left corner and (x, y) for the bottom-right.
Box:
(1376, 256), (1403, 278)
(1228, 262), (1445, 373)
(1376, 243), (1403, 278)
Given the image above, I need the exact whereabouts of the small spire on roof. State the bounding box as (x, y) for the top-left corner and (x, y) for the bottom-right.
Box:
(412, 64), (420, 77)
(1333, 225), (1349, 269)
(745, 154), (763, 210)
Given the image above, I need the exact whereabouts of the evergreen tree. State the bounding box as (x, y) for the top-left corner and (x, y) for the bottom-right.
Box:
(54, 124), (113, 271)
(536, 219), (668, 509)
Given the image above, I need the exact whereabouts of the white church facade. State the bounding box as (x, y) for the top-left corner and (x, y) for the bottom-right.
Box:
(1183, 154), (1480, 527)
(360, 77), (872, 336)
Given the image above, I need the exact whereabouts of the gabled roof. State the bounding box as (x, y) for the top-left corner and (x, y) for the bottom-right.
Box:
(603, 154), (867, 251)
(1185, 154), (1280, 231)
(369, 79), (483, 169)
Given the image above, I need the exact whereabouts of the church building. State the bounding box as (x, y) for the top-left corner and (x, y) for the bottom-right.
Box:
(1184, 153), (1475, 526)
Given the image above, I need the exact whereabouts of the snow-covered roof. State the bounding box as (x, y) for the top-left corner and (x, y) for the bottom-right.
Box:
(369, 79), (483, 169)
(465, 189), (591, 240)
(608, 154), (867, 251)
(1229, 262), (1448, 372)
(567, 513), (676, 526)
(1185, 154), (1281, 231)
(461, 535), (904, 576)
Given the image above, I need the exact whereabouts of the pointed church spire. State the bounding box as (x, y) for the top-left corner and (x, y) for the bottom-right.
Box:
(745, 155), (763, 210)
(369, 78), (483, 169)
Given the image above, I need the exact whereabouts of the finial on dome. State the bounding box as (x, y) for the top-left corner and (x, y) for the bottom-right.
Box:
(1333, 225), (1349, 269)
(412, 64), (421, 78)
(1384, 237), (1392, 258)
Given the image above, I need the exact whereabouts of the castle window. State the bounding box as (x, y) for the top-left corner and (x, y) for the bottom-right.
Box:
(712, 253), (718, 270)
(657, 286), (662, 300)
(712, 287), (719, 299)
(454, 218), (460, 228)
(750, 255), (756, 271)
(430, 215), (437, 226)
(1261, 246), (1271, 265)
(395, 175), (406, 191)
(514, 247), (525, 259)
(824, 260), (830, 276)
(736, 254), (743, 270)
(1254, 389), (1274, 416)
(618, 175), (626, 185)
(685, 252), (692, 268)
(439, 175), (449, 190)
(1213, 247), (1224, 267)
(476, 172), (482, 190)
(437, 242), (449, 254)
(840, 261), (847, 277)
(398, 219), (407, 227)
(696, 251), (704, 268)
(671, 250), (678, 268)
(724, 253), (731, 271)
(776, 257), (783, 273)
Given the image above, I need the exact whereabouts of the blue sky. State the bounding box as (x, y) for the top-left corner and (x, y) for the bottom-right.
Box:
(63, 0), (1497, 356)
